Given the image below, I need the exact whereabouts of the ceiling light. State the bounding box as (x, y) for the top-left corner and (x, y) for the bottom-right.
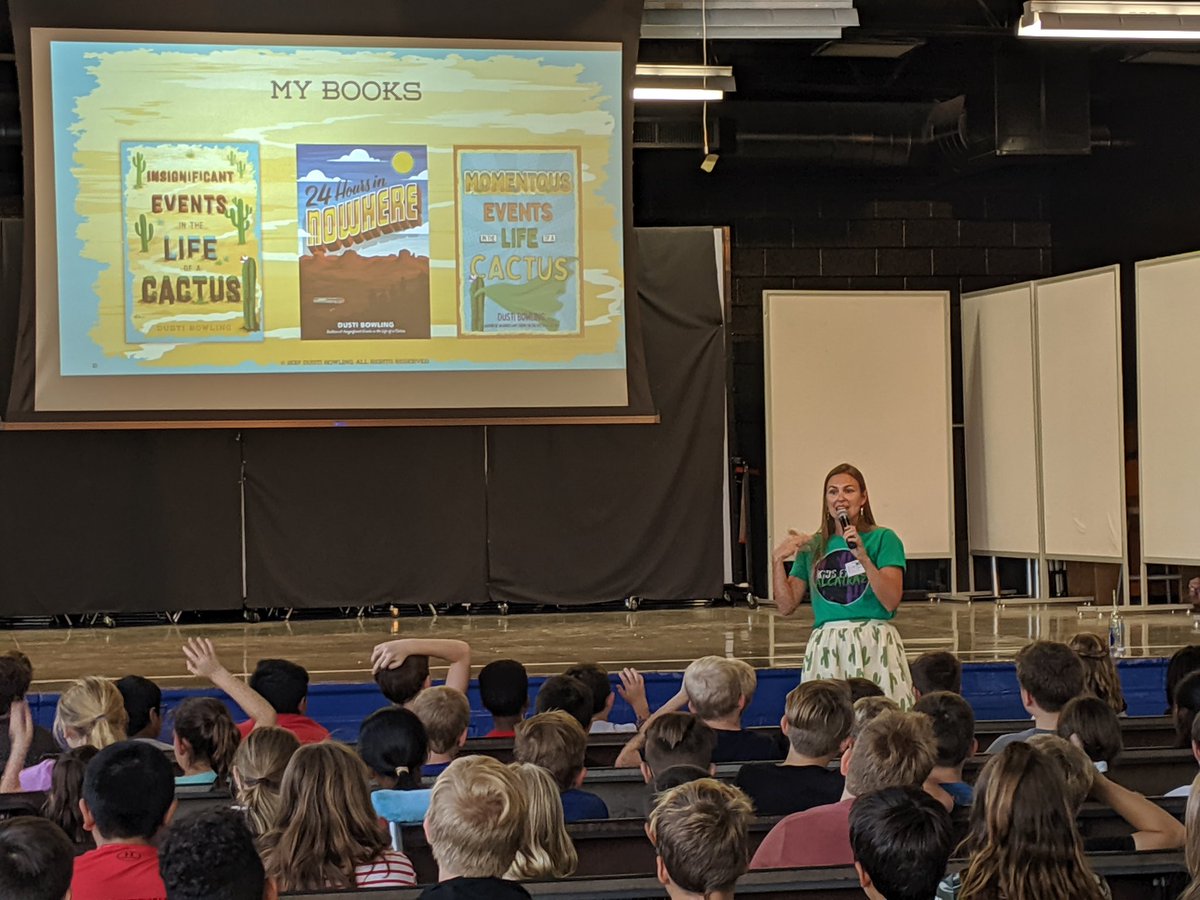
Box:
(1019, 1), (1200, 40)
(632, 87), (726, 101)
(633, 64), (735, 102)
(641, 0), (858, 40)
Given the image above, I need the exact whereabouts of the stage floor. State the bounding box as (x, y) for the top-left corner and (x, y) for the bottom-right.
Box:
(5, 599), (1198, 692)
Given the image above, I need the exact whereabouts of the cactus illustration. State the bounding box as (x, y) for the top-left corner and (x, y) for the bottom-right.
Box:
(226, 198), (254, 245)
(134, 213), (153, 253)
(236, 160), (246, 178)
(241, 256), (260, 332)
(469, 276), (486, 331)
(131, 151), (147, 189)
(227, 149), (238, 167)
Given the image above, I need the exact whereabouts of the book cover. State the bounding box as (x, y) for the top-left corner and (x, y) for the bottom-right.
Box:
(455, 148), (582, 336)
(297, 144), (431, 340)
(123, 142), (263, 344)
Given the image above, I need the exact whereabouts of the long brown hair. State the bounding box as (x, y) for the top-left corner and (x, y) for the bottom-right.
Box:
(173, 697), (240, 782)
(232, 726), (299, 836)
(1181, 773), (1200, 900)
(43, 746), (98, 847)
(1068, 632), (1127, 714)
(956, 743), (1107, 900)
(805, 463), (877, 572)
(259, 741), (391, 891)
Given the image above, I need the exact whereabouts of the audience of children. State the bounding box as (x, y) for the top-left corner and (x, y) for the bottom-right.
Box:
(564, 662), (649, 733)
(909, 650), (963, 699)
(1070, 631), (1128, 715)
(505, 762), (578, 880)
(115, 675), (173, 751)
(373, 638), (472, 708)
(0, 651), (59, 767)
(158, 807), (274, 900)
(0, 816), (75, 900)
(478, 659), (529, 738)
(6, 675), (128, 793)
(936, 742), (1109, 900)
(230, 726), (299, 837)
(171, 697), (240, 791)
(987, 639), (1084, 753)
(638, 712), (717, 794)
(533, 674), (595, 732)
(914, 690), (977, 808)
(421, 755), (530, 899)
(750, 709), (938, 869)
(72, 741), (176, 900)
(849, 785), (955, 900)
(412, 686), (472, 778)
(514, 710), (609, 822)
(0, 630), (1194, 899)
(1028, 733), (1184, 853)
(1056, 695), (1124, 771)
(647, 779), (753, 900)
(41, 745), (97, 853)
(734, 678), (851, 816)
(258, 741), (416, 890)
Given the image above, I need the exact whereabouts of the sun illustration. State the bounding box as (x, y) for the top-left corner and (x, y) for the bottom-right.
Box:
(391, 151), (415, 175)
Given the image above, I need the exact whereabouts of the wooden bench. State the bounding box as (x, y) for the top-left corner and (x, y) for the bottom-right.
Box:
(283, 850), (1187, 900)
(461, 715), (1180, 767)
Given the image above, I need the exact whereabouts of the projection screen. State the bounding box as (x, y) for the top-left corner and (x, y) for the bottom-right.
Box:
(24, 29), (630, 414)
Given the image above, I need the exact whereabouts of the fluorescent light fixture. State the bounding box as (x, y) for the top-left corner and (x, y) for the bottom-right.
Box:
(1019, 1), (1200, 39)
(633, 64), (734, 102)
(633, 87), (725, 101)
(641, 0), (858, 39)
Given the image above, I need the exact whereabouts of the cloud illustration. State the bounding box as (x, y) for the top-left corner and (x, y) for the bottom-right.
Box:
(329, 148), (383, 163)
(299, 169), (344, 182)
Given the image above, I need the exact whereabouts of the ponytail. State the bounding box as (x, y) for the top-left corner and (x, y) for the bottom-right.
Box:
(54, 677), (128, 750)
(231, 726), (299, 836)
(174, 698), (241, 781)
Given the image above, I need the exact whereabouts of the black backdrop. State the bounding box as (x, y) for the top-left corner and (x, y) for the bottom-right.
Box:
(0, 227), (727, 615)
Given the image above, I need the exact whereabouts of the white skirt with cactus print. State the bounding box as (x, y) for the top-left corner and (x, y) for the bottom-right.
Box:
(803, 619), (914, 708)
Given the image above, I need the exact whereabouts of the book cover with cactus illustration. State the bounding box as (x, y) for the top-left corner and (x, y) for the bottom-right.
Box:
(122, 141), (263, 344)
(297, 144), (430, 340)
(455, 147), (581, 336)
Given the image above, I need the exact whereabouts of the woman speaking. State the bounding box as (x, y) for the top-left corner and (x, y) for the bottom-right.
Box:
(771, 463), (914, 706)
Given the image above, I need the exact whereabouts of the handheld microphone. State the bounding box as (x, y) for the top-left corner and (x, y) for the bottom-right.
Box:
(837, 510), (858, 550)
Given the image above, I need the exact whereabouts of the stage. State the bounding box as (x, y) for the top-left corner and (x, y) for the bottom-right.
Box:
(5, 599), (1198, 693)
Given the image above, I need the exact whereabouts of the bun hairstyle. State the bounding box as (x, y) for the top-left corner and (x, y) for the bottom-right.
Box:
(357, 706), (428, 791)
(1068, 632), (1127, 715)
(173, 697), (240, 782)
(232, 726), (300, 836)
(53, 676), (128, 750)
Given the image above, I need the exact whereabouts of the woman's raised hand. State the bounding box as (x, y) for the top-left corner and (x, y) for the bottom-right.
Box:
(772, 529), (811, 563)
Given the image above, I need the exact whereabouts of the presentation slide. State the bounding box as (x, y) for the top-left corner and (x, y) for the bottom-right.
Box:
(30, 30), (628, 412)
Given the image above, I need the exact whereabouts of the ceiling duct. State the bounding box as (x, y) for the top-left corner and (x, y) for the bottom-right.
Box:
(641, 0), (859, 40)
(721, 96), (968, 167)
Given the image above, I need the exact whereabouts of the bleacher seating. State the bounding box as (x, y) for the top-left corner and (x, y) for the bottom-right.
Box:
(281, 851), (1187, 900)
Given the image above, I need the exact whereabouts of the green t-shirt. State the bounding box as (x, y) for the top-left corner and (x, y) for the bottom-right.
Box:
(788, 526), (906, 627)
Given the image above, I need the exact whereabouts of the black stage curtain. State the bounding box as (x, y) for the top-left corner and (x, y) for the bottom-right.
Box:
(0, 220), (22, 413)
(484, 227), (727, 605)
(0, 431), (243, 615)
(6, 0), (652, 422)
(242, 428), (487, 609)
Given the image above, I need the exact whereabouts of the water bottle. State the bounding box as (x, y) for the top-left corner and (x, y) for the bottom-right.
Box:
(1108, 598), (1126, 658)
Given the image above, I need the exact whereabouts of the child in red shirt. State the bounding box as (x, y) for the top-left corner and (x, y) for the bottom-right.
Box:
(72, 741), (177, 900)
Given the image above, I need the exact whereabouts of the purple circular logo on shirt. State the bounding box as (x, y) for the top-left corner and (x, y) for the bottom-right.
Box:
(813, 548), (868, 606)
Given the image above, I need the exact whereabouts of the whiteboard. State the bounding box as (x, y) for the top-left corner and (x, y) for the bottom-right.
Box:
(962, 284), (1041, 556)
(1136, 251), (1200, 563)
(764, 291), (953, 570)
(1034, 268), (1125, 561)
